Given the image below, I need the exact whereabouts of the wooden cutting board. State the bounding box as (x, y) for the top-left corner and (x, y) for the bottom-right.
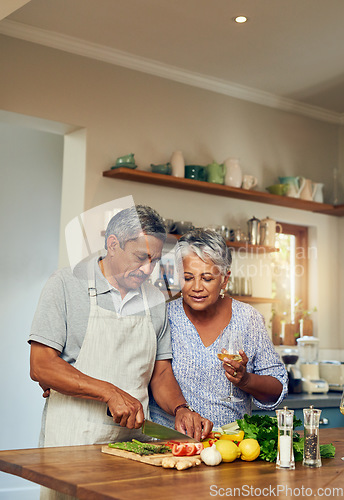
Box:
(101, 445), (201, 467)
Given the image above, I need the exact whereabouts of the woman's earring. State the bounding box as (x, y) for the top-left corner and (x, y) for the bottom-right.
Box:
(220, 289), (225, 299)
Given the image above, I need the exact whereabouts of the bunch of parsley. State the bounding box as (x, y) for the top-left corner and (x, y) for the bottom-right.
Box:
(236, 414), (335, 462)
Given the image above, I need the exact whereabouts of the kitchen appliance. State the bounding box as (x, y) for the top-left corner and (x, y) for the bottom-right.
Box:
(281, 348), (302, 394)
(296, 336), (329, 394)
(319, 360), (344, 391)
(247, 216), (260, 245)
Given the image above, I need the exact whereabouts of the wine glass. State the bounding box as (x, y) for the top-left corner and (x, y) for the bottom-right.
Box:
(217, 330), (243, 403)
(340, 389), (344, 460)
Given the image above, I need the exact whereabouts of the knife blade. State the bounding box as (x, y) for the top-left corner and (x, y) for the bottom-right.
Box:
(142, 419), (198, 443)
(106, 408), (198, 443)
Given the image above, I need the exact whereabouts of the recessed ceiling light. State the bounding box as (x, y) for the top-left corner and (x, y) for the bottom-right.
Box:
(234, 16), (248, 23)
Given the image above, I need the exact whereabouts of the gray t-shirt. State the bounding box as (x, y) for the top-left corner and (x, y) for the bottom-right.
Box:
(29, 257), (172, 364)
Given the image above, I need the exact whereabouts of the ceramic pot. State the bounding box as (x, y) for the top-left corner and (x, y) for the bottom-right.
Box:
(170, 151), (185, 177)
(259, 217), (282, 247)
(279, 176), (305, 198)
(312, 183), (324, 203)
(242, 174), (258, 190)
(206, 162), (225, 184)
(299, 178), (315, 201)
(224, 158), (242, 187)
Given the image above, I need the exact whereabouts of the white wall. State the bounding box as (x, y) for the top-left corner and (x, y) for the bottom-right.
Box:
(0, 34), (342, 351)
(0, 121), (63, 499)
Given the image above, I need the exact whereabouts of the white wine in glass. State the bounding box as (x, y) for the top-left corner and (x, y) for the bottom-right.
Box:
(217, 330), (243, 403)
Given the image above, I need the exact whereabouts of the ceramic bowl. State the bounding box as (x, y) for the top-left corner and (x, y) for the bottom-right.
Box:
(266, 183), (289, 196)
(115, 153), (135, 165)
(150, 163), (172, 175)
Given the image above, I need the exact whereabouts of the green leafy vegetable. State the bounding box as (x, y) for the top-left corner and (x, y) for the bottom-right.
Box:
(235, 414), (335, 462)
(320, 443), (336, 458)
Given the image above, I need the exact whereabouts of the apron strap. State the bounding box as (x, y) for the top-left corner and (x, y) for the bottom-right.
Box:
(141, 285), (152, 320)
(87, 259), (98, 305)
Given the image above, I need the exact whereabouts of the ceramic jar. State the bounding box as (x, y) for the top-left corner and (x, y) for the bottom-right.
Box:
(170, 151), (185, 177)
(224, 158), (242, 187)
(312, 183), (324, 203)
(260, 217), (282, 247)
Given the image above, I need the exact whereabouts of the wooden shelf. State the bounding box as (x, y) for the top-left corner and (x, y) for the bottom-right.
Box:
(227, 241), (279, 253)
(231, 296), (280, 304)
(103, 168), (341, 216)
(166, 234), (279, 253)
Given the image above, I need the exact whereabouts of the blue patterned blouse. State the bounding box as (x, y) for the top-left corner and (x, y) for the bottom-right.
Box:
(149, 298), (288, 429)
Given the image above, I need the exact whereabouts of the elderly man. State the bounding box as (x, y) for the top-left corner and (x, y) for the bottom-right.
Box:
(29, 205), (212, 452)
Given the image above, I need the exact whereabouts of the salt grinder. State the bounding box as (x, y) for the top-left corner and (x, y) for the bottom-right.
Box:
(303, 405), (322, 468)
(276, 406), (295, 469)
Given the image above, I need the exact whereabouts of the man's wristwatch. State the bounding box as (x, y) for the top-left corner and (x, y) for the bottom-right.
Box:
(173, 403), (196, 416)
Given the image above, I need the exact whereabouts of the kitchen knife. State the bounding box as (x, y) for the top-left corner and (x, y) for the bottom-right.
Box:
(142, 419), (198, 443)
(106, 408), (198, 442)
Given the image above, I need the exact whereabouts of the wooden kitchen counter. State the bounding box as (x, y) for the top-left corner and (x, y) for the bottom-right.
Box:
(1, 428), (343, 499)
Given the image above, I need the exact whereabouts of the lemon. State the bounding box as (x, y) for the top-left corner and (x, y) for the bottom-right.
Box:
(238, 439), (260, 461)
(215, 439), (240, 462)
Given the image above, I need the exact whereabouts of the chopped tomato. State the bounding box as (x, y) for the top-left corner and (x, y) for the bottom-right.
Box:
(172, 443), (187, 456)
(172, 443), (204, 456)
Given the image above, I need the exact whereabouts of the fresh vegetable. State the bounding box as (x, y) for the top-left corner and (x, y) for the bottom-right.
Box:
(108, 440), (171, 456)
(236, 414), (336, 462)
(238, 439), (260, 461)
(161, 457), (201, 470)
(215, 439), (241, 462)
(200, 444), (222, 466)
(219, 430), (245, 444)
(171, 443), (204, 456)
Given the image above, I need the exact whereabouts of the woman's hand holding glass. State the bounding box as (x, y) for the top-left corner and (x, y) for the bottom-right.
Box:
(218, 330), (248, 402)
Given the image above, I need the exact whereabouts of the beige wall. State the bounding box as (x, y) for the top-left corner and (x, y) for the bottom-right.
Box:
(1, 34), (343, 352)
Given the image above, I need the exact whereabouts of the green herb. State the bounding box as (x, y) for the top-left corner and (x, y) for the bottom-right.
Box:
(235, 414), (335, 462)
(319, 443), (336, 458)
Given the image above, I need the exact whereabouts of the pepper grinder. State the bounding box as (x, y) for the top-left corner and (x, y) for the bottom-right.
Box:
(276, 406), (295, 469)
(303, 405), (322, 467)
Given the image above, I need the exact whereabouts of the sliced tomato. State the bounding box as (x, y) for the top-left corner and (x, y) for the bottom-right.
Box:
(172, 443), (187, 456)
(172, 443), (204, 456)
(184, 443), (197, 456)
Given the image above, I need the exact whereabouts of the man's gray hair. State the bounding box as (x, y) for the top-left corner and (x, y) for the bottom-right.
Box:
(177, 228), (232, 275)
(104, 205), (166, 249)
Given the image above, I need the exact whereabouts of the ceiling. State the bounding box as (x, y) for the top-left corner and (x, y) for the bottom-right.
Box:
(2, 0), (344, 123)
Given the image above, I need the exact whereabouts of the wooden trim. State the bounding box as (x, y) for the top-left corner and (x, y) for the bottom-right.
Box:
(277, 222), (309, 310)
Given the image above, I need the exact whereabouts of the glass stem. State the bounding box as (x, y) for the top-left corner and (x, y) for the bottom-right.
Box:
(229, 382), (234, 399)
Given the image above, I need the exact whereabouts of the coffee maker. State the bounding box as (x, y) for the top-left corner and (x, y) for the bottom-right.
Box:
(281, 348), (302, 394)
(296, 336), (329, 394)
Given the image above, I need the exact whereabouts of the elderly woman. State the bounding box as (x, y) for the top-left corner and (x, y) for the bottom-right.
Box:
(149, 229), (287, 429)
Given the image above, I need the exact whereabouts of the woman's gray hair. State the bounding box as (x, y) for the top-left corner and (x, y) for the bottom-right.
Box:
(177, 228), (232, 275)
(104, 205), (166, 249)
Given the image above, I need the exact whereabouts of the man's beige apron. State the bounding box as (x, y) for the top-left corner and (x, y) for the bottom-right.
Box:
(40, 265), (157, 499)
